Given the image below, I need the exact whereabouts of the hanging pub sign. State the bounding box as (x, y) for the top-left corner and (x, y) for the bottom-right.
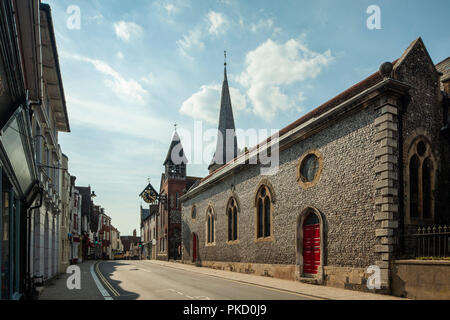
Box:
(139, 182), (159, 204)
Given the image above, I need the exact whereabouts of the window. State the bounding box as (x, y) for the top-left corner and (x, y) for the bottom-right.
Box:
(297, 150), (323, 189)
(227, 198), (238, 242)
(206, 207), (215, 244)
(191, 206), (197, 220)
(407, 138), (435, 222)
(255, 185), (272, 239)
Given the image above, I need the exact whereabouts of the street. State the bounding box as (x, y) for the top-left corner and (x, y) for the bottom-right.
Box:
(95, 260), (314, 300)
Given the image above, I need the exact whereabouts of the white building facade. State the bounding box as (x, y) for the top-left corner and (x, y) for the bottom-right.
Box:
(29, 4), (70, 281)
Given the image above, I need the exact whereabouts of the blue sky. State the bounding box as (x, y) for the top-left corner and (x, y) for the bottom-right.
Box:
(46, 0), (449, 236)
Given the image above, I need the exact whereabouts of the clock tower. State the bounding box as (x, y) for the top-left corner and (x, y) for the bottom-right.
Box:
(163, 130), (187, 180)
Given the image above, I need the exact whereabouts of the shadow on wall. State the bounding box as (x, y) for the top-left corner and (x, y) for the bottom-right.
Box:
(182, 220), (191, 257)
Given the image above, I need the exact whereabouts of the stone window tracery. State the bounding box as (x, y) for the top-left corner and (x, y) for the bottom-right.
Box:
(256, 185), (272, 239)
(407, 137), (435, 223)
(206, 207), (215, 245)
(227, 198), (238, 242)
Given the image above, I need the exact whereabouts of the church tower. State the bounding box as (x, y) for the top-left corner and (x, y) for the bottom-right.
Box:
(164, 129), (188, 179)
(208, 52), (238, 173)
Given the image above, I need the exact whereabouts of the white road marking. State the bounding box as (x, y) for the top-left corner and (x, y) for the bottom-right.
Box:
(90, 263), (113, 300)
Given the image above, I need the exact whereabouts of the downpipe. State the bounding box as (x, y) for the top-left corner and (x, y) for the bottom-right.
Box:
(24, 184), (43, 300)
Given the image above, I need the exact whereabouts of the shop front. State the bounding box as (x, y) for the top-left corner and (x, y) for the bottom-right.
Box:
(0, 0), (39, 299)
(0, 106), (38, 299)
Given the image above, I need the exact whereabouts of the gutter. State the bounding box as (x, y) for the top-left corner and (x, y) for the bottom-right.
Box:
(181, 77), (411, 202)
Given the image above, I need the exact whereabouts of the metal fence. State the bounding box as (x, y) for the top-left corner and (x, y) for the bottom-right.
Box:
(413, 225), (450, 258)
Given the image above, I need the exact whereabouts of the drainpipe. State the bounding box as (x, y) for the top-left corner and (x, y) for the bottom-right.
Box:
(25, 183), (43, 300)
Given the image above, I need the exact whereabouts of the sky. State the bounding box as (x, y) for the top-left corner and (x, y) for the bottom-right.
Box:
(45, 0), (450, 236)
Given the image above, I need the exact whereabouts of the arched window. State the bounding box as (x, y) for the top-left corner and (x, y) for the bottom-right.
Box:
(191, 206), (197, 220)
(227, 198), (239, 242)
(407, 138), (435, 222)
(255, 185), (272, 239)
(206, 207), (215, 244)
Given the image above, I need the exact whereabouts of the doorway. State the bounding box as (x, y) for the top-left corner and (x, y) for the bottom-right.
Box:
(302, 212), (320, 275)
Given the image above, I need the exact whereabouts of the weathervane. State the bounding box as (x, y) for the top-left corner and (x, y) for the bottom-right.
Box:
(224, 50), (227, 67)
(174, 122), (178, 132)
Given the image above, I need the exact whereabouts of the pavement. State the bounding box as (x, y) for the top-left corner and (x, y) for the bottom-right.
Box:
(38, 259), (407, 300)
(39, 260), (104, 300)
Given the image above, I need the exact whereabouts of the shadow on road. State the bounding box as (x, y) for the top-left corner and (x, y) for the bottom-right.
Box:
(99, 260), (140, 300)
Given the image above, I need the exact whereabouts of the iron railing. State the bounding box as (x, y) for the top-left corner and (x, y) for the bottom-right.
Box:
(413, 225), (450, 258)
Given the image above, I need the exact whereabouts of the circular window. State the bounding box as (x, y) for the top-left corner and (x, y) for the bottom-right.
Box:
(300, 154), (319, 182)
(297, 150), (323, 189)
(191, 206), (196, 219)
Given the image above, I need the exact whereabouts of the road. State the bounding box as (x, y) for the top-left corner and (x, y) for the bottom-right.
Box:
(95, 260), (316, 300)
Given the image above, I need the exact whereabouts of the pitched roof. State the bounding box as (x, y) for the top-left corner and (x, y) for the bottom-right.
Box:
(195, 38), (432, 186)
(208, 65), (239, 170)
(199, 68), (384, 184)
(436, 56), (450, 83)
(163, 131), (188, 165)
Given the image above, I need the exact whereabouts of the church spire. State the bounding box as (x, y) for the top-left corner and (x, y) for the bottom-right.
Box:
(164, 129), (187, 179)
(208, 52), (238, 173)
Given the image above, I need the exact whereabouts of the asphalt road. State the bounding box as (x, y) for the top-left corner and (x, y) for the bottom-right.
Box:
(96, 260), (315, 300)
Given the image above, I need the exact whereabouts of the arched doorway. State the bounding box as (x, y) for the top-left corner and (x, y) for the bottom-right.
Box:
(192, 233), (198, 262)
(297, 207), (324, 282)
(302, 212), (320, 275)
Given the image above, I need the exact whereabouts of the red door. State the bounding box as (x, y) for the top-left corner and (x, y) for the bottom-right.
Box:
(192, 234), (198, 262)
(303, 221), (320, 274)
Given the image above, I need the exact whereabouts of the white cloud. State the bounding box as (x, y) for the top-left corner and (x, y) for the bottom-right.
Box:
(88, 14), (104, 24)
(180, 84), (247, 124)
(113, 21), (143, 42)
(177, 28), (204, 58)
(250, 18), (274, 32)
(63, 52), (148, 104)
(238, 39), (333, 121)
(116, 51), (124, 59)
(164, 3), (178, 14)
(207, 11), (228, 36)
(67, 96), (168, 142)
(141, 72), (155, 86)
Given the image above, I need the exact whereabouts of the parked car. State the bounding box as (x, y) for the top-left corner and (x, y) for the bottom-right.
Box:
(113, 252), (124, 260)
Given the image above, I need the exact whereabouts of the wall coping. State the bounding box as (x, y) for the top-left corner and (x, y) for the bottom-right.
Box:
(394, 259), (450, 266)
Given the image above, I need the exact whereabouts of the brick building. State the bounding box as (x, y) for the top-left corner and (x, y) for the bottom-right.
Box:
(156, 132), (201, 260)
(121, 230), (140, 259)
(180, 38), (450, 295)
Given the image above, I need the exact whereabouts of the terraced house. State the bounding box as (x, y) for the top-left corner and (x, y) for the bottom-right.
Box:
(180, 38), (450, 297)
(29, 3), (70, 284)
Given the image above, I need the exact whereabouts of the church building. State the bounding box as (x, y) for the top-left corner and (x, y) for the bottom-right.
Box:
(180, 38), (450, 295)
